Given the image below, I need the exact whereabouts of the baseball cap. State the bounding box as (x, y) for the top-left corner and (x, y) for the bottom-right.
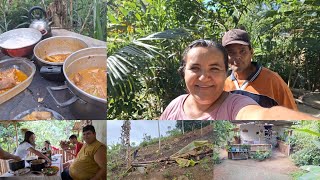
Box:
(222, 29), (251, 47)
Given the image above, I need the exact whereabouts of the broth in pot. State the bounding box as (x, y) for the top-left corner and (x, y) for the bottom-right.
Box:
(70, 67), (107, 99)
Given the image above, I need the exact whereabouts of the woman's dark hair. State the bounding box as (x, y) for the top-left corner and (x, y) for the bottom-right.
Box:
(20, 131), (35, 146)
(45, 140), (50, 145)
(178, 39), (229, 78)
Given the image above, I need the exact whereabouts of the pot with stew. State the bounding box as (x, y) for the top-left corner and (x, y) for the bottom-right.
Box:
(47, 47), (107, 119)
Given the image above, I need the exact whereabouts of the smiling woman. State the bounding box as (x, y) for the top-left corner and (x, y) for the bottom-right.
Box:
(160, 40), (318, 120)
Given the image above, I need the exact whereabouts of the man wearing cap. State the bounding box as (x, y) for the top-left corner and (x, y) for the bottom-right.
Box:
(222, 29), (298, 110)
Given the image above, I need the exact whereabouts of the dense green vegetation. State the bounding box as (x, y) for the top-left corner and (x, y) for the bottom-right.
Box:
(107, 0), (320, 119)
(290, 121), (320, 166)
(0, 121), (77, 153)
(0, 0), (106, 40)
(288, 121), (320, 179)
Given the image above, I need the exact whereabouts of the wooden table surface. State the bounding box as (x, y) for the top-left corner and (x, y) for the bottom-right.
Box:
(0, 29), (105, 120)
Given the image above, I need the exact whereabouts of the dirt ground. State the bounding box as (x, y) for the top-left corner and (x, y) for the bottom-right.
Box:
(297, 103), (320, 117)
(214, 149), (299, 180)
(113, 125), (214, 180)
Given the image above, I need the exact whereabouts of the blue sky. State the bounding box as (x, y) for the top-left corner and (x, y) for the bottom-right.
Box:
(107, 120), (177, 146)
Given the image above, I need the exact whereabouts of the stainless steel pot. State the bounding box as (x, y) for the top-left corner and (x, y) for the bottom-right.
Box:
(34, 36), (88, 81)
(47, 47), (107, 119)
(34, 36), (88, 67)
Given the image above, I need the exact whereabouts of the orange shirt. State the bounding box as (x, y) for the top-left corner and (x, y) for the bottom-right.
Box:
(224, 67), (298, 110)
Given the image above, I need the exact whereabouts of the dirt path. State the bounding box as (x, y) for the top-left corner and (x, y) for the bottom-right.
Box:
(298, 104), (320, 117)
(214, 149), (299, 180)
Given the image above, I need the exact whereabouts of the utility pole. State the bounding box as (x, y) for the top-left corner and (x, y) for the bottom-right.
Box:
(158, 120), (161, 151)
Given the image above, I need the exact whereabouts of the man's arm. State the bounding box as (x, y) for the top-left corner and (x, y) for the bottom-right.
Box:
(0, 147), (21, 161)
(236, 105), (318, 120)
(90, 145), (106, 180)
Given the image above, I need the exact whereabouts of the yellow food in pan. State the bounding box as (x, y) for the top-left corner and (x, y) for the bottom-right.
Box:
(44, 53), (71, 63)
(21, 111), (53, 120)
(0, 68), (28, 94)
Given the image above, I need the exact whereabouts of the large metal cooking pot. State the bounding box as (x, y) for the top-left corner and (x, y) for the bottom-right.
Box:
(34, 36), (88, 81)
(47, 47), (107, 119)
(34, 36), (88, 67)
(0, 28), (42, 57)
(8, 160), (25, 172)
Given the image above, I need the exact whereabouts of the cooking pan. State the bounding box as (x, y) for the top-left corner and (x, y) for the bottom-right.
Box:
(30, 159), (46, 171)
(13, 107), (65, 120)
(47, 47), (107, 119)
(0, 28), (42, 57)
(33, 36), (88, 67)
(8, 160), (25, 172)
(33, 36), (88, 81)
(0, 58), (36, 105)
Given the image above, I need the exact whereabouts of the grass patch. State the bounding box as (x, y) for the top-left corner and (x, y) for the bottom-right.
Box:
(163, 170), (173, 179)
(290, 170), (307, 180)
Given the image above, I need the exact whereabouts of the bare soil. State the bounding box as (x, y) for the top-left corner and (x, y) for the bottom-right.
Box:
(214, 148), (299, 180)
(113, 125), (214, 180)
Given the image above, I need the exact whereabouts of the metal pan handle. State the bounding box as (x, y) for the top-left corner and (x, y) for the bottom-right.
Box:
(47, 84), (78, 107)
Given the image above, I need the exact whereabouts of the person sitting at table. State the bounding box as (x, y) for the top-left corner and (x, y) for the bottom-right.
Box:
(0, 146), (21, 161)
(14, 131), (51, 164)
(61, 125), (106, 180)
(62, 134), (84, 170)
(42, 140), (52, 159)
(68, 134), (83, 157)
(160, 39), (318, 120)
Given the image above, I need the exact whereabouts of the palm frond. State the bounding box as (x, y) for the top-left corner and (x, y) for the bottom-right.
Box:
(107, 28), (190, 89)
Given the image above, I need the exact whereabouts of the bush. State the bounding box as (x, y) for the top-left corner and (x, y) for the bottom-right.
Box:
(291, 146), (320, 166)
(252, 151), (271, 161)
(213, 150), (221, 164)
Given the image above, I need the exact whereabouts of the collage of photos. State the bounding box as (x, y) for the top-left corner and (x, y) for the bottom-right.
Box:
(0, 0), (319, 180)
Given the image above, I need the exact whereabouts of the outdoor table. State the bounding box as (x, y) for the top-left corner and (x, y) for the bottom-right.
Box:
(0, 154), (63, 179)
(0, 29), (105, 120)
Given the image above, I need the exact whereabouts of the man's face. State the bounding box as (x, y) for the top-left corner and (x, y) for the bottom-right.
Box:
(225, 44), (253, 73)
(69, 138), (77, 144)
(82, 131), (96, 144)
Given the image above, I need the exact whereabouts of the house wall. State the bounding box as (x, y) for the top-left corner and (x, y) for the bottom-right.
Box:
(240, 124), (266, 144)
(272, 126), (286, 137)
(92, 120), (106, 145)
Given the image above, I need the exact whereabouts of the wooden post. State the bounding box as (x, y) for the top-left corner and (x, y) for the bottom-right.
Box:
(70, 0), (73, 29)
(158, 120), (161, 151)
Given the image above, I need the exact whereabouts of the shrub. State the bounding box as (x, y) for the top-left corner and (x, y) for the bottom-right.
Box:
(291, 146), (320, 166)
(252, 151), (271, 161)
